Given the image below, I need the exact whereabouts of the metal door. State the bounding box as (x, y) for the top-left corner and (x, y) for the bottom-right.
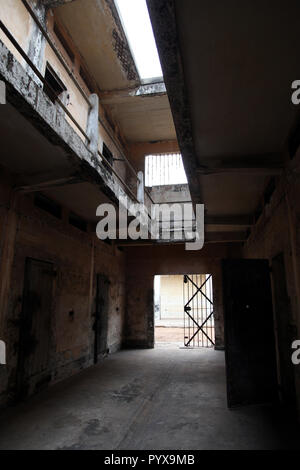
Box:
(17, 258), (54, 398)
(183, 274), (215, 347)
(222, 259), (278, 408)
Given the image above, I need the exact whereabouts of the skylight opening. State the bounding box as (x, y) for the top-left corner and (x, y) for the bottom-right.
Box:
(145, 153), (188, 187)
(115, 0), (163, 81)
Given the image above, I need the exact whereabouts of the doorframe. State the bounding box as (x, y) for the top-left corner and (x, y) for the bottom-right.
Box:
(93, 273), (110, 364)
(270, 252), (297, 408)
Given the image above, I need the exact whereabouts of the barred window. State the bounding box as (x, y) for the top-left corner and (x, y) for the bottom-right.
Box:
(145, 153), (188, 187)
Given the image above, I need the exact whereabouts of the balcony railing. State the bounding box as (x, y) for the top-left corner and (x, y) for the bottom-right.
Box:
(0, 0), (155, 208)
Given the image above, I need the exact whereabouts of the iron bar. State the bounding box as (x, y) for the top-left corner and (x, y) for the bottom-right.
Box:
(185, 310), (214, 347)
(183, 274), (215, 347)
(186, 274), (213, 306)
(0, 20), (90, 142)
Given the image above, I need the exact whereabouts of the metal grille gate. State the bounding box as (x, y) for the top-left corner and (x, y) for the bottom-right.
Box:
(183, 274), (215, 347)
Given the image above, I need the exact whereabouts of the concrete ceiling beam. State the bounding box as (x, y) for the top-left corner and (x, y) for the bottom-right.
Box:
(146, 0), (203, 206)
(205, 231), (247, 243)
(41, 0), (77, 8)
(205, 215), (253, 226)
(116, 231), (247, 246)
(100, 83), (167, 105)
(197, 166), (283, 176)
(15, 176), (82, 193)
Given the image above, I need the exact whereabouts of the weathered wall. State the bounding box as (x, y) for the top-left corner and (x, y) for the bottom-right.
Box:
(159, 275), (185, 321)
(44, 8), (129, 183)
(124, 243), (242, 350)
(0, 0), (129, 184)
(0, 0), (32, 67)
(0, 174), (126, 406)
(243, 170), (300, 416)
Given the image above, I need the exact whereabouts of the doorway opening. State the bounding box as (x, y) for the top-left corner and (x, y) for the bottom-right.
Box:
(154, 274), (215, 348)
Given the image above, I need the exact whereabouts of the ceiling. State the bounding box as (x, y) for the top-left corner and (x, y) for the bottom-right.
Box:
(175, 0), (300, 160)
(147, 0), (300, 240)
(55, 0), (176, 143)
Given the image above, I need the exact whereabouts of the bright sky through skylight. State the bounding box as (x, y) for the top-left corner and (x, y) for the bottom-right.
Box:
(115, 0), (163, 80)
(145, 154), (188, 187)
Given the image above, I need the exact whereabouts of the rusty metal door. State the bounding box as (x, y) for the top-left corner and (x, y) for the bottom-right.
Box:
(93, 274), (110, 364)
(17, 258), (54, 398)
(222, 259), (278, 408)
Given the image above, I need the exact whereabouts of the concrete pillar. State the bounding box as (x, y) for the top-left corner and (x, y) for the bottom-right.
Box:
(26, 1), (47, 83)
(86, 94), (99, 156)
(137, 171), (145, 204)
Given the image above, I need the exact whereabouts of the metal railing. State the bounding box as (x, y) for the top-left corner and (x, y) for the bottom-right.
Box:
(0, 0), (154, 206)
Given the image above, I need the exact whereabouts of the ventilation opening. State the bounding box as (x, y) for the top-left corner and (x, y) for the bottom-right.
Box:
(34, 194), (62, 219)
(43, 63), (67, 103)
(145, 153), (188, 187)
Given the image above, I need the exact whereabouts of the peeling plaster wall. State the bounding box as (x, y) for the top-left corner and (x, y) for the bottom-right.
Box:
(124, 243), (242, 350)
(0, 0), (129, 186)
(0, 179), (126, 406)
(0, 0), (32, 67)
(43, 41), (90, 137)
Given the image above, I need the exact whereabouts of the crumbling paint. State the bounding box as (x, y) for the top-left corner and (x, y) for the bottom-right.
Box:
(0, 183), (126, 406)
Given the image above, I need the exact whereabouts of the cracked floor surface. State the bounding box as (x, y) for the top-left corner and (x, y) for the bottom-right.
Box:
(0, 347), (299, 450)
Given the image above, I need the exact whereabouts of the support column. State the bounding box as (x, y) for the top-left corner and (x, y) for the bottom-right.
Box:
(86, 94), (99, 156)
(26, 1), (47, 82)
(137, 171), (145, 204)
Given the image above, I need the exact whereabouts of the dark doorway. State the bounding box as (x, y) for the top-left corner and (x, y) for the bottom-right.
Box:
(17, 258), (54, 399)
(222, 259), (278, 408)
(93, 274), (110, 364)
(271, 253), (297, 408)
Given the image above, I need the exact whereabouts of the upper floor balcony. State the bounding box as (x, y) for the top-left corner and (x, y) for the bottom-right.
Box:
(0, 0), (168, 231)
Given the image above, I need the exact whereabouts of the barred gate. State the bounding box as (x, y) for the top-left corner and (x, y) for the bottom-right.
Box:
(183, 274), (215, 347)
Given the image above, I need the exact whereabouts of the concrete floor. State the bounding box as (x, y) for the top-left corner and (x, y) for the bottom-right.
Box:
(0, 347), (299, 450)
